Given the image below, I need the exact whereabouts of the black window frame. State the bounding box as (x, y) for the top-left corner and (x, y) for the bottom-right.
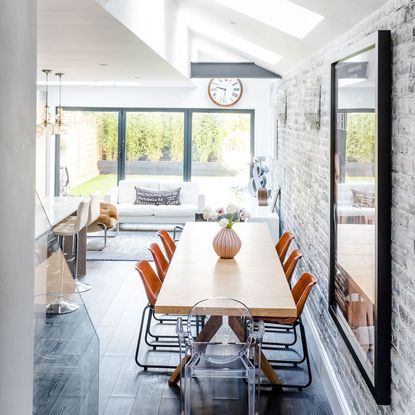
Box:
(55, 107), (255, 195)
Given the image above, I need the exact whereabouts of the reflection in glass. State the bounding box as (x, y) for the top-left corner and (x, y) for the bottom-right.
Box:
(34, 194), (99, 414)
(333, 46), (376, 374)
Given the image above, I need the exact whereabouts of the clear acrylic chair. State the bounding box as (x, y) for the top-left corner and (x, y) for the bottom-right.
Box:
(176, 297), (265, 415)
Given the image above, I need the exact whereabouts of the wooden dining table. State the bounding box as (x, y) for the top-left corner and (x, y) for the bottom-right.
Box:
(155, 222), (297, 386)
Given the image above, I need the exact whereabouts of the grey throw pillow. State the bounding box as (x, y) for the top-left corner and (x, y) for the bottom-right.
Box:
(134, 187), (181, 206)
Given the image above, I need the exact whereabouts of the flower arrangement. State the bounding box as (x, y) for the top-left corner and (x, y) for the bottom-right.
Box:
(202, 203), (251, 229)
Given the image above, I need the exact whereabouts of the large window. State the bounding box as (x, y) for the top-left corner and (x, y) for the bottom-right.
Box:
(125, 111), (184, 182)
(57, 108), (254, 202)
(191, 111), (252, 205)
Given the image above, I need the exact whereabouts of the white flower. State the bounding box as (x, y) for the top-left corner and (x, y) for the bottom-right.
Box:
(239, 208), (251, 222)
(202, 206), (212, 220)
(216, 207), (225, 216)
(219, 218), (228, 228)
(208, 211), (219, 221)
(226, 203), (239, 215)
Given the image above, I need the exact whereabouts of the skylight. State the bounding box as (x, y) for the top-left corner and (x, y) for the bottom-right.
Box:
(186, 15), (282, 65)
(214, 0), (324, 40)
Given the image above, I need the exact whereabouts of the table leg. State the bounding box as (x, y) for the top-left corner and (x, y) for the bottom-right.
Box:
(229, 316), (281, 385)
(168, 315), (223, 386)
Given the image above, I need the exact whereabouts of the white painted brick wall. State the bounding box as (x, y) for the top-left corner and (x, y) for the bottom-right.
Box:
(276, 1), (415, 413)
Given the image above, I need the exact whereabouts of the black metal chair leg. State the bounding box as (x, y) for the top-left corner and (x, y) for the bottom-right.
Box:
(135, 305), (150, 369)
(299, 321), (312, 389)
(260, 321), (313, 390)
(135, 305), (181, 370)
(263, 324), (298, 348)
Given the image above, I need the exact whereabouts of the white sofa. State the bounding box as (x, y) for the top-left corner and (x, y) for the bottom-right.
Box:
(104, 180), (205, 224)
(337, 182), (375, 221)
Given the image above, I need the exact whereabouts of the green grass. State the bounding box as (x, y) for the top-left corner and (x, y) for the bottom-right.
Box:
(345, 176), (375, 183)
(71, 174), (117, 198)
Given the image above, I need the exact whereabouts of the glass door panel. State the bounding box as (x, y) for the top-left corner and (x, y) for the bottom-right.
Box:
(60, 111), (119, 199)
(191, 112), (252, 206)
(125, 111), (184, 182)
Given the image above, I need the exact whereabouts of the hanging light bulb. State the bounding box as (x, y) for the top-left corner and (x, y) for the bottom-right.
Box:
(36, 69), (55, 135)
(52, 72), (69, 135)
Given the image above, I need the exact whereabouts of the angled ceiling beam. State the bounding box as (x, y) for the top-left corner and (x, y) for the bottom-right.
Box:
(191, 62), (281, 78)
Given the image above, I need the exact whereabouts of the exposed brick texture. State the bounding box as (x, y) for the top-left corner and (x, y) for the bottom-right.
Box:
(275, 1), (415, 413)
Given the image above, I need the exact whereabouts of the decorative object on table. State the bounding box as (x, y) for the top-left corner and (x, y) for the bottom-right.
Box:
(203, 203), (250, 259)
(208, 78), (243, 107)
(257, 188), (268, 206)
(329, 31), (391, 404)
(248, 156), (269, 197)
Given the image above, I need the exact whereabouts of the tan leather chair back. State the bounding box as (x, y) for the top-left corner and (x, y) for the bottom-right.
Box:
(88, 194), (101, 225)
(74, 198), (91, 233)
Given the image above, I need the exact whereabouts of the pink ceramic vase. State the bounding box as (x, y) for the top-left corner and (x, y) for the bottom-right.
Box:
(212, 227), (242, 259)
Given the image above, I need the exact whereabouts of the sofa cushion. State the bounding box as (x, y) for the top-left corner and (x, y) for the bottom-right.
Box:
(154, 204), (198, 217)
(118, 180), (158, 204)
(134, 187), (181, 206)
(159, 182), (199, 205)
(117, 203), (155, 217)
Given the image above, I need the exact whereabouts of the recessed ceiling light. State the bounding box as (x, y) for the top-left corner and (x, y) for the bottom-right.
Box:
(229, 20), (237, 25)
(99, 63), (108, 66)
(214, 0), (324, 40)
(134, 76), (141, 79)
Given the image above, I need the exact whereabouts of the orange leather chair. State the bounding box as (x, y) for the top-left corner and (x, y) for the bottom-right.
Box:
(134, 260), (177, 370)
(157, 229), (176, 262)
(275, 231), (295, 263)
(258, 272), (317, 389)
(283, 249), (303, 286)
(148, 243), (169, 282)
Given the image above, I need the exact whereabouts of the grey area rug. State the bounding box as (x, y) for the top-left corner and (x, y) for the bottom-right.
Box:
(86, 230), (162, 261)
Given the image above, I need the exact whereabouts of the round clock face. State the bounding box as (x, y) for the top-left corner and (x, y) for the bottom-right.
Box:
(208, 78), (243, 107)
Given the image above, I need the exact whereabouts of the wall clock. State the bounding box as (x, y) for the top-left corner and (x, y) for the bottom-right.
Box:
(208, 78), (243, 107)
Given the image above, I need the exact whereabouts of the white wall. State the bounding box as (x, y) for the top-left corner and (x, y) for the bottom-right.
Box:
(47, 78), (275, 155)
(0, 1), (36, 414)
(97, 0), (190, 77)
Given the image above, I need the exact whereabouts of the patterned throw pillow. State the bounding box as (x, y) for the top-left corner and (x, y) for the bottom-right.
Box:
(134, 187), (181, 206)
(351, 189), (375, 208)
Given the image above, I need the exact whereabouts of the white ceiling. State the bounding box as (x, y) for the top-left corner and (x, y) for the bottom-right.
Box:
(37, 0), (192, 86)
(37, 0), (389, 84)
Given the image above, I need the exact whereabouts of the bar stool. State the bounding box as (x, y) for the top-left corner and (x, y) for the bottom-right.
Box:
(46, 198), (91, 314)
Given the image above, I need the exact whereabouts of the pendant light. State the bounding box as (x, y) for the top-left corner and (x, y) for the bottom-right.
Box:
(36, 69), (55, 135)
(52, 72), (69, 135)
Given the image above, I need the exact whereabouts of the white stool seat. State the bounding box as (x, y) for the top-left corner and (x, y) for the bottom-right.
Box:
(53, 216), (77, 236)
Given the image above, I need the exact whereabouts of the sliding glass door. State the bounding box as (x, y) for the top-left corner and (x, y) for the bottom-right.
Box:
(57, 108), (254, 204)
(191, 111), (253, 205)
(125, 111), (184, 182)
(59, 110), (119, 198)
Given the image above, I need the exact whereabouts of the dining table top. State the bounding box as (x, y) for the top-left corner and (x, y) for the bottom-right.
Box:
(155, 222), (297, 318)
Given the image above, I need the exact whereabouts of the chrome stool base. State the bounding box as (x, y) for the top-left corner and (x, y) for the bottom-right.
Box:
(75, 280), (92, 293)
(46, 297), (79, 315)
